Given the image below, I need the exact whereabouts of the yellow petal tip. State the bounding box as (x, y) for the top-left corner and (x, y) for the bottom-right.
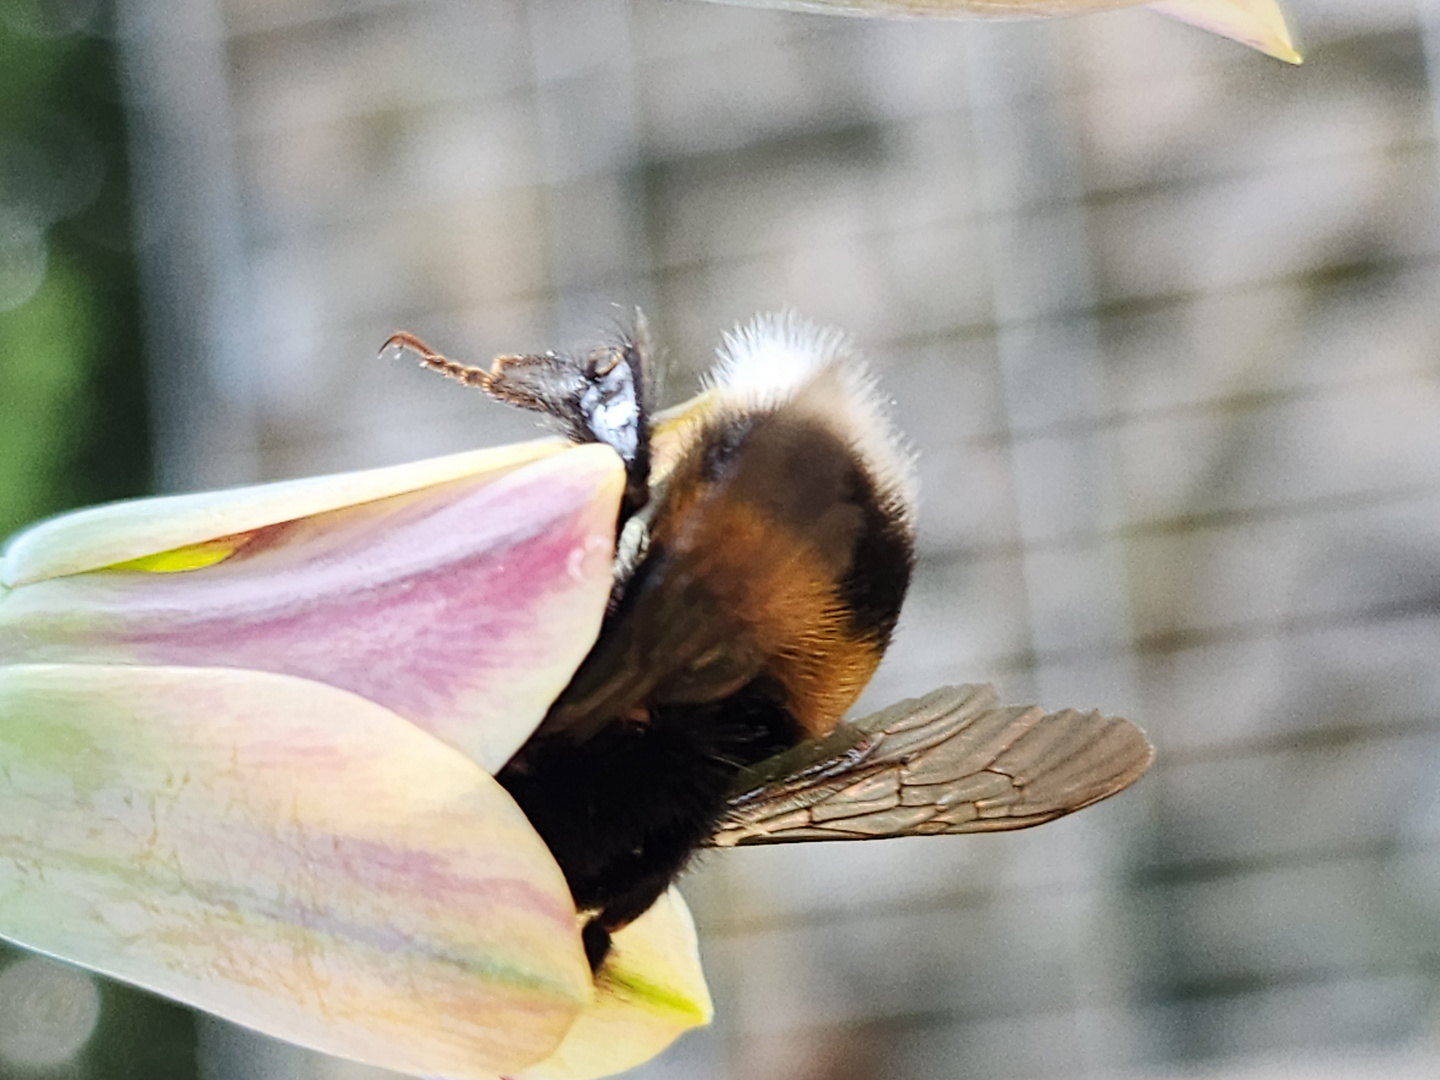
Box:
(517, 890), (712, 1080)
(104, 535), (251, 573)
(1149, 0), (1301, 64)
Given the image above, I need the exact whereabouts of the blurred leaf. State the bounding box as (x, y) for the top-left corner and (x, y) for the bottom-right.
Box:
(0, 8), (174, 1078)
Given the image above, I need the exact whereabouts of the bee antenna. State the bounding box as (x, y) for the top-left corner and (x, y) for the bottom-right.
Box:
(380, 331), (493, 391)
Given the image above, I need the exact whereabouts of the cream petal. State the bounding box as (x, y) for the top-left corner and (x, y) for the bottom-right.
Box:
(0, 663), (591, 1078)
(691, 0), (1144, 17)
(0, 437), (568, 588)
(1147, 0), (1299, 63)
(515, 889), (714, 1080)
(688, 0), (1299, 60)
(0, 445), (624, 774)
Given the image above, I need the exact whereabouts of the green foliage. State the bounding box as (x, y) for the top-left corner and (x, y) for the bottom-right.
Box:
(1, 7), (191, 1079)
(0, 9), (152, 540)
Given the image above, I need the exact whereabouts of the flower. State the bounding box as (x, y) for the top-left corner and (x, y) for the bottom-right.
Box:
(0, 438), (711, 1079)
(693, 0), (1302, 64)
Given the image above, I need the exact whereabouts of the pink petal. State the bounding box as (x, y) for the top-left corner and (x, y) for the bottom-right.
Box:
(0, 663), (590, 1077)
(1, 438), (570, 588)
(0, 445), (624, 773)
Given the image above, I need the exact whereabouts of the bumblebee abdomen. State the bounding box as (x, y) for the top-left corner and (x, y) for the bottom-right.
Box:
(655, 410), (915, 737)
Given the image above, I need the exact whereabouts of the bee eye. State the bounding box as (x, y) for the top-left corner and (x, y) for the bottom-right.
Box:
(700, 424), (748, 481)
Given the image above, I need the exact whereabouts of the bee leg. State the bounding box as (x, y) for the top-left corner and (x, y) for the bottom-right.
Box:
(582, 919), (613, 971)
(584, 871), (675, 972)
(381, 327), (652, 516)
(486, 341), (651, 516)
(379, 332), (493, 390)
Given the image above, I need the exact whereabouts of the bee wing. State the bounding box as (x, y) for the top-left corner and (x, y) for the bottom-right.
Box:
(534, 555), (764, 743)
(707, 684), (1154, 847)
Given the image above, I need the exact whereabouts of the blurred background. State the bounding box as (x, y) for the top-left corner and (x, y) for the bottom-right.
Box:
(2, 0), (1440, 1078)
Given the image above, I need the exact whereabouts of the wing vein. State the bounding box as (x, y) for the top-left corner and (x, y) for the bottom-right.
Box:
(707, 685), (1153, 848)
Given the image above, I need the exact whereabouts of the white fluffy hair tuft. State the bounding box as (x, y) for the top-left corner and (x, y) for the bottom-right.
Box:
(707, 311), (918, 518)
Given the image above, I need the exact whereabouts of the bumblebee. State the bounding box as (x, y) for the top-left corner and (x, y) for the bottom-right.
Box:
(385, 313), (1151, 968)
